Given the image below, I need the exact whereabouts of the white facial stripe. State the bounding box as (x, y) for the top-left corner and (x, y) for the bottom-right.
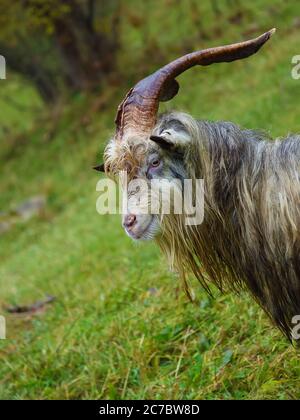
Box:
(159, 128), (190, 147)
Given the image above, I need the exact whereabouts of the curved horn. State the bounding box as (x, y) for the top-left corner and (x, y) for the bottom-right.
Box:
(115, 28), (275, 140)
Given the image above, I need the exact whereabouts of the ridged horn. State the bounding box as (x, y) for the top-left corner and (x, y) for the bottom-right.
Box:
(115, 28), (275, 140)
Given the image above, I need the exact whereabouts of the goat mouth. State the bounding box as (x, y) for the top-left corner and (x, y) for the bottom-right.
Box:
(125, 216), (157, 240)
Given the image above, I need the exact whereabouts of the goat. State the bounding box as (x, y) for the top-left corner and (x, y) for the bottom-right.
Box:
(95, 29), (300, 340)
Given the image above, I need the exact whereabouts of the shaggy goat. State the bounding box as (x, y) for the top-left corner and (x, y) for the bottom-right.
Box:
(96, 29), (300, 340)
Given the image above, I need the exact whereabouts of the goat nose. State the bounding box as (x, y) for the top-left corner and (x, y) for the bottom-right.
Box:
(124, 214), (136, 229)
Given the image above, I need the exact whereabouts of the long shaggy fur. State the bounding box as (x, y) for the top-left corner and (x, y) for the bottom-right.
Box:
(155, 113), (300, 340)
(105, 111), (300, 340)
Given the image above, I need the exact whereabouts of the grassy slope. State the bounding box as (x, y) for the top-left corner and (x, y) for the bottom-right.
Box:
(0, 0), (300, 399)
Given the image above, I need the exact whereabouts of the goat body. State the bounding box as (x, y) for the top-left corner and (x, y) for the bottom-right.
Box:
(155, 113), (300, 340)
(105, 111), (300, 339)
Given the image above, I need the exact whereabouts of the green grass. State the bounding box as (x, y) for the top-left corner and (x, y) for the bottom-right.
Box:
(0, 0), (300, 399)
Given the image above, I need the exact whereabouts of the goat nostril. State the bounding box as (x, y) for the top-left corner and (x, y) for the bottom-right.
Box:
(125, 214), (136, 228)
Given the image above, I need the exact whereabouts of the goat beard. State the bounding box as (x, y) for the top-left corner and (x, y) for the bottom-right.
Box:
(156, 199), (300, 341)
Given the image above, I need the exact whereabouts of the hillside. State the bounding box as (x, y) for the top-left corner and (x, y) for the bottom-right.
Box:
(0, 0), (299, 399)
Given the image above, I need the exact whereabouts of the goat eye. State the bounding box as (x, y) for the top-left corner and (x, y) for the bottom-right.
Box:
(151, 159), (160, 167)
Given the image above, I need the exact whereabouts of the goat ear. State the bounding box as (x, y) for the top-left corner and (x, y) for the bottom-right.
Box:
(93, 163), (105, 172)
(150, 135), (174, 150)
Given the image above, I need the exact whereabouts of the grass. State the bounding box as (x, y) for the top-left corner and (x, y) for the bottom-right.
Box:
(0, 0), (300, 399)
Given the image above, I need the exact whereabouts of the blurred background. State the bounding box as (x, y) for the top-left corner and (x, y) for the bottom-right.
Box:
(0, 0), (300, 399)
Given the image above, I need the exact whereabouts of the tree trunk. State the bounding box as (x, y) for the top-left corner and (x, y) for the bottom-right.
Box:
(52, 0), (120, 90)
(53, 19), (89, 90)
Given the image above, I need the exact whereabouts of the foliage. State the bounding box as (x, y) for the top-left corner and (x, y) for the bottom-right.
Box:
(0, 0), (120, 101)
